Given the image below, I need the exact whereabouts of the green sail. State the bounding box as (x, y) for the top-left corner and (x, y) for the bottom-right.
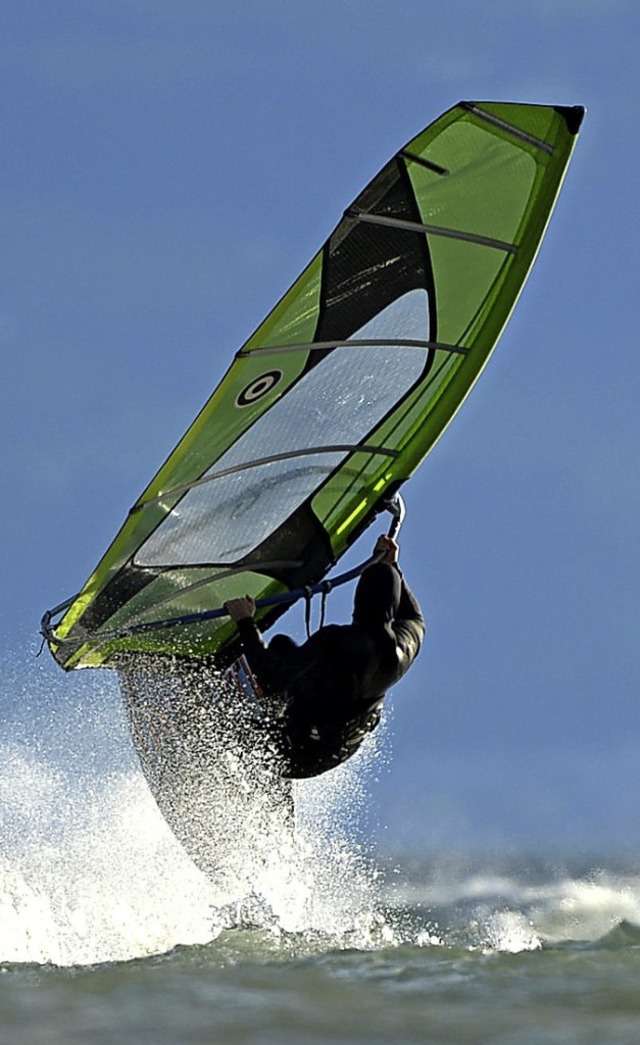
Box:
(45, 100), (584, 670)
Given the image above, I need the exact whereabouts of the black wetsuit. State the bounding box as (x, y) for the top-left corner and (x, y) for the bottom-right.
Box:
(236, 562), (425, 778)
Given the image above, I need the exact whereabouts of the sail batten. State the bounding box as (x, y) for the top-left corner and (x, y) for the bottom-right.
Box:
(236, 338), (468, 358)
(345, 208), (519, 254)
(461, 102), (555, 154)
(400, 150), (449, 176)
(132, 443), (399, 513)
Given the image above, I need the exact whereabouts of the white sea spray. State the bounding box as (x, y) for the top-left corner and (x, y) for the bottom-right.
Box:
(0, 654), (393, 965)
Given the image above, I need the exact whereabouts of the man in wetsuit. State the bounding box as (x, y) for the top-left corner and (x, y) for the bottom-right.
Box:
(225, 534), (425, 779)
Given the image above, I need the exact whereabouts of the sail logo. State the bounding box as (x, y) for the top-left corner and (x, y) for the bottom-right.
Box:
(236, 370), (283, 407)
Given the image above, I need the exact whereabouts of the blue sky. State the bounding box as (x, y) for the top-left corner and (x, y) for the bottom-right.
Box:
(2, 0), (639, 853)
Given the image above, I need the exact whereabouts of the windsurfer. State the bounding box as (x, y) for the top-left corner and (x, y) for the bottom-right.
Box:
(225, 535), (425, 778)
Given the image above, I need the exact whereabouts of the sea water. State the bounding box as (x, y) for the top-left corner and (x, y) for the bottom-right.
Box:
(3, 655), (640, 1044)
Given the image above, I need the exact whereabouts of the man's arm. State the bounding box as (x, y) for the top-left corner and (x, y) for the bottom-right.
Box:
(370, 534), (425, 668)
(395, 575), (426, 666)
(225, 596), (287, 694)
(381, 537), (425, 668)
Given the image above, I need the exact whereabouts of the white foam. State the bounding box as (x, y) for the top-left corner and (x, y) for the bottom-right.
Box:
(482, 910), (542, 953)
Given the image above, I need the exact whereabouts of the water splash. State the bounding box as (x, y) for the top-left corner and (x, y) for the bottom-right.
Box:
(0, 654), (392, 966)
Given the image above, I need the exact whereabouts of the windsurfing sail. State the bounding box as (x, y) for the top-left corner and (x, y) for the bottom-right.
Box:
(43, 100), (584, 672)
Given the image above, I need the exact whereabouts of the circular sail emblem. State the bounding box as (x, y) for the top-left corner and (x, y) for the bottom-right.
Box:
(236, 370), (283, 407)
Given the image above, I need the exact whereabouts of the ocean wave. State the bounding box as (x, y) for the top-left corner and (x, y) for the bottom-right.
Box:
(380, 859), (640, 954)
